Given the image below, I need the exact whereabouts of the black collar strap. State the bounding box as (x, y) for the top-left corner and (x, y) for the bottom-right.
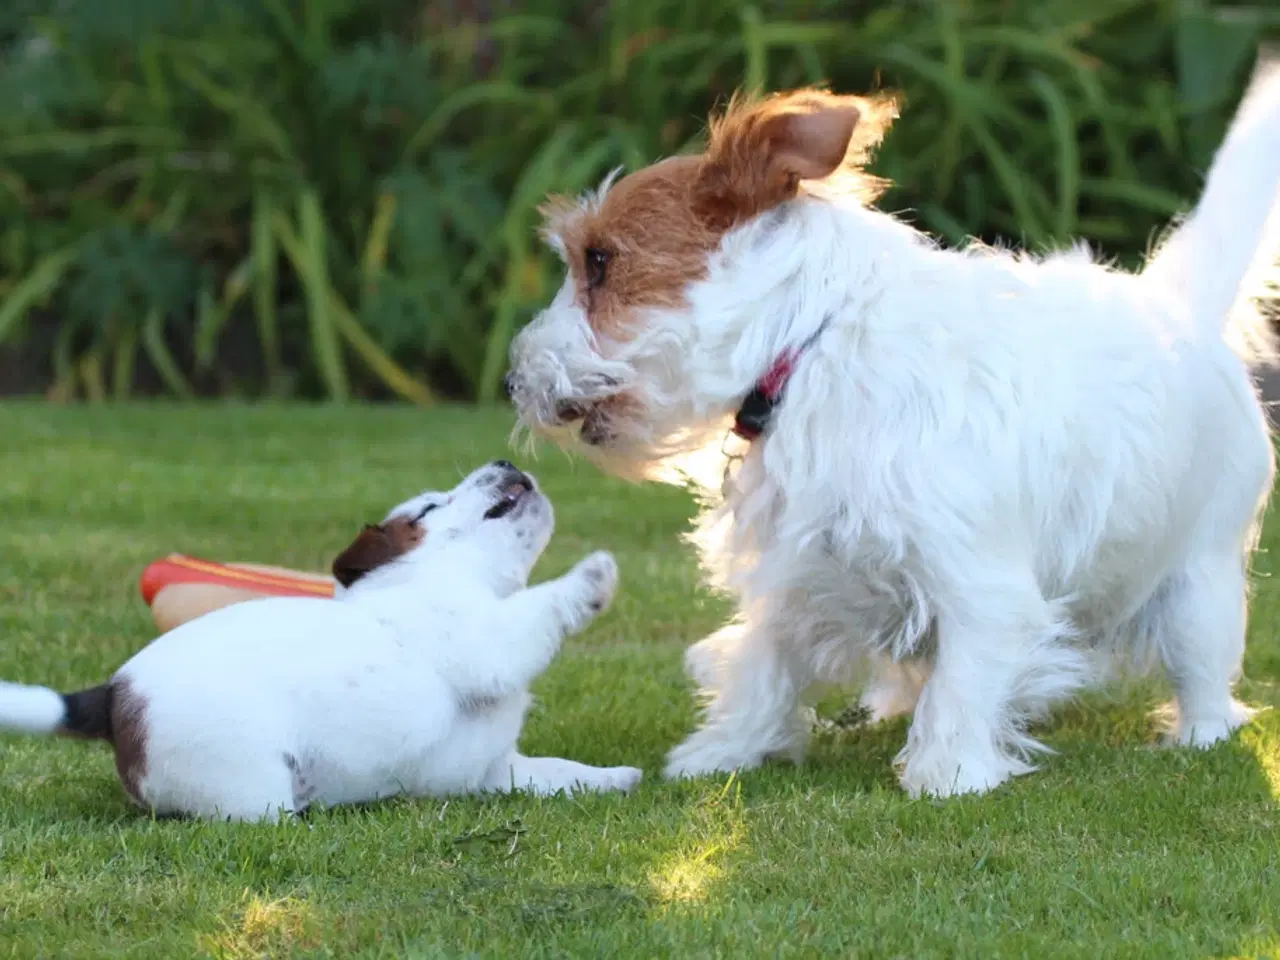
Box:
(730, 320), (829, 442)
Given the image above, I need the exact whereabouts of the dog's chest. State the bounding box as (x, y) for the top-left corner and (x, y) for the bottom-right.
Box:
(724, 466), (932, 658)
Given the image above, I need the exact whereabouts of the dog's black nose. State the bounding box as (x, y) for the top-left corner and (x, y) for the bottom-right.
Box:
(492, 459), (515, 471)
(501, 372), (516, 400)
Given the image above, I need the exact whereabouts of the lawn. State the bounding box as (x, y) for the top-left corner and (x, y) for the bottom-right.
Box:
(1, 403), (1277, 959)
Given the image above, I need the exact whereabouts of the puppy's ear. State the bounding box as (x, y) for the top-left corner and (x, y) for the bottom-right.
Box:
(332, 518), (426, 588)
(696, 88), (893, 228)
(332, 524), (398, 588)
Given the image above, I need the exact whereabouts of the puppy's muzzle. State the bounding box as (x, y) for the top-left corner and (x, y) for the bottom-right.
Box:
(484, 461), (537, 520)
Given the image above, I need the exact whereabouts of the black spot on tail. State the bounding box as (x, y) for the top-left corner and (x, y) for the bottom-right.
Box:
(59, 684), (113, 740)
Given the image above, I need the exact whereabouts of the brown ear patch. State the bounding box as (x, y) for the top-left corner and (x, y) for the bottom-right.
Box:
(696, 87), (895, 229)
(537, 85), (898, 340)
(331, 517), (425, 588)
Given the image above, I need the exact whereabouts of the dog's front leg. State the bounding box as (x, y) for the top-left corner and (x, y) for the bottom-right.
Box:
(664, 617), (809, 780)
(449, 551), (618, 702)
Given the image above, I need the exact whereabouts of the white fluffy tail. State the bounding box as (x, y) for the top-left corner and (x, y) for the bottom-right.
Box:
(1145, 54), (1280, 365)
(0, 681), (67, 734)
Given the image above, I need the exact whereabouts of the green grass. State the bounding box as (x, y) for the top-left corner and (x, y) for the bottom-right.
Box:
(1, 403), (1278, 959)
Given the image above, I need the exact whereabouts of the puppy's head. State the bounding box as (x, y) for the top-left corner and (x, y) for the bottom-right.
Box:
(332, 460), (553, 593)
(505, 87), (897, 478)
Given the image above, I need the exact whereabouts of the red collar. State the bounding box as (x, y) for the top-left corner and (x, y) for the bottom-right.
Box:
(731, 351), (801, 441)
(730, 321), (829, 442)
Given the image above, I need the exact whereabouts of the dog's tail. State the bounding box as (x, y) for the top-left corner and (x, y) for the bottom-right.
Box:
(0, 681), (113, 739)
(1143, 53), (1280, 366)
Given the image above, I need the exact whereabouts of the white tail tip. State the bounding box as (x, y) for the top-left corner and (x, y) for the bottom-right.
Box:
(0, 682), (65, 734)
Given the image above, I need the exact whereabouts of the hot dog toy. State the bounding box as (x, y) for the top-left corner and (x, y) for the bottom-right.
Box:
(139, 554), (335, 633)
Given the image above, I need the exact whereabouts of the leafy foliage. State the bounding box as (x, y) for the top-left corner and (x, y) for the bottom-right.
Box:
(0, 0), (1277, 402)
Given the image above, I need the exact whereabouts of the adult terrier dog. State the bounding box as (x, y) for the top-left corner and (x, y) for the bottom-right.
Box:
(505, 62), (1280, 797)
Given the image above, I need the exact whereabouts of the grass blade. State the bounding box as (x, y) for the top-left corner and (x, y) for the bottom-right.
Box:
(112, 322), (138, 400)
(0, 248), (77, 345)
(252, 190), (282, 385)
(400, 84), (556, 167)
(141, 308), (195, 399)
(1029, 73), (1080, 239)
(285, 189), (349, 402)
(274, 208), (431, 404)
(361, 191), (397, 290)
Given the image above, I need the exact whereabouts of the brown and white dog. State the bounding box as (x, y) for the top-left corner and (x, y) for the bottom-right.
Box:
(504, 68), (1280, 797)
(0, 462), (641, 821)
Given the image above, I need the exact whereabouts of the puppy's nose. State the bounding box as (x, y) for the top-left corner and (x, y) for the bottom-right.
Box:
(492, 459), (515, 471)
(501, 372), (517, 400)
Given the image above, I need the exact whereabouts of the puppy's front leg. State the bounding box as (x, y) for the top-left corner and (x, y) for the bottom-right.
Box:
(449, 551), (618, 702)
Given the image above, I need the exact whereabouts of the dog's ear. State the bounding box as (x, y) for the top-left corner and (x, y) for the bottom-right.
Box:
(332, 518), (427, 588)
(696, 89), (891, 228)
(332, 523), (398, 588)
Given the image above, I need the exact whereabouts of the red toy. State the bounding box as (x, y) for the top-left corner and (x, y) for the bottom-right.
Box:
(140, 554), (334, 633)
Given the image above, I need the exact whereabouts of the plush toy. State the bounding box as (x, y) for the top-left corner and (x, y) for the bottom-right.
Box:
(140, 555), (334, 633)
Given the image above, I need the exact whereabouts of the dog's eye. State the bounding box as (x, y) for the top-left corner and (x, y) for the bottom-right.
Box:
(413, 503), (439, 522)
(584, 247), (610, 289)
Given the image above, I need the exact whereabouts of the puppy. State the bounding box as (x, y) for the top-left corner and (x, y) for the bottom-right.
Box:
(0, 461), (641, 821)
(505, 62), (1280, 797)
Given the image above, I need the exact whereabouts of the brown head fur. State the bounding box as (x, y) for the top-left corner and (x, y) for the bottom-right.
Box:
(331, 517), (425, 588)
(538, 87), (898, 340)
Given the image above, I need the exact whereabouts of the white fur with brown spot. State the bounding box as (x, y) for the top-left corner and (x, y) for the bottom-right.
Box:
(0, 462), (639, 821)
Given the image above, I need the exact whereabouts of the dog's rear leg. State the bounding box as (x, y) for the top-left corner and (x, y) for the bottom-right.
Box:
(860, 656), (930, 723)
(664, 618), (809, 779)
(140, 751), (298, 822)
(482, 752), (642, 796)
(897, 572), (1086, 798)
(1148, 552), (1256, 745)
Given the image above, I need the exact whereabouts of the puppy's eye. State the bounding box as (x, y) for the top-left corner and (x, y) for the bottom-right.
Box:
(584, 247), (610, 289)
(413, 503), (439, 522)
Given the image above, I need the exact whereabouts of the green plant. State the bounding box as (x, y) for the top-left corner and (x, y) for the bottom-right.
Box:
(0, 0), (1276, 403)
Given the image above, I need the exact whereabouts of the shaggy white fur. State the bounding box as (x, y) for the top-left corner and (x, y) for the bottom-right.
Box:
(508, 61), (1280, 796)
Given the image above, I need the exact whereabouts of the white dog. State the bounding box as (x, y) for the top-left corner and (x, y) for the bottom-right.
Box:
(0, 461), (641, 821)
(505, 60), (1280, 798)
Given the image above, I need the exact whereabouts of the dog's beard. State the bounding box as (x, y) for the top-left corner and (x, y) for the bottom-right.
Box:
(509, 320), (735, 485)
(512, 377), (734, 486)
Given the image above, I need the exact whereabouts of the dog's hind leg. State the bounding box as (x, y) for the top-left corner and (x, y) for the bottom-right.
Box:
(859, 656), (930, 723)
(896, 569), (1088, 798)
(1146, 551), (1257, 746)
(1146, 411), (1270, 746)
(138, 746), (298, 823)
(482, 753), (642, 796)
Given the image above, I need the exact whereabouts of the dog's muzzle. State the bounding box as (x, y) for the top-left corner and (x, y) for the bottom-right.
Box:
(484, 461), (536, 520)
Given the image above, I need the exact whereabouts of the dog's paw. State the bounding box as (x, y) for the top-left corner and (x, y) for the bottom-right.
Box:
(663, 732), (765, 781)
(896, 741), (1023, 799)
(571, 550), (618, 616)
(578, 765), (643, 794)
(1164, 699), (1257, 748)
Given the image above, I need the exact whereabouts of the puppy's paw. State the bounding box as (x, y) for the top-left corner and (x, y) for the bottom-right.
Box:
(575, 765), (643, 795)
(571, 550), (618, 617)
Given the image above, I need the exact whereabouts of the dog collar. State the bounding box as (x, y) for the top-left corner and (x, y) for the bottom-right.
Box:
(731, 320), (829, 442)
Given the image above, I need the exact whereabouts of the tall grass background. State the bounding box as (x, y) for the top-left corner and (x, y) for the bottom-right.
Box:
(1, 0), (1277, 404)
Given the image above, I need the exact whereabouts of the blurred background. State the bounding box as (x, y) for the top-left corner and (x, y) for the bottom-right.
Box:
(0, 0), (1277, 406)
